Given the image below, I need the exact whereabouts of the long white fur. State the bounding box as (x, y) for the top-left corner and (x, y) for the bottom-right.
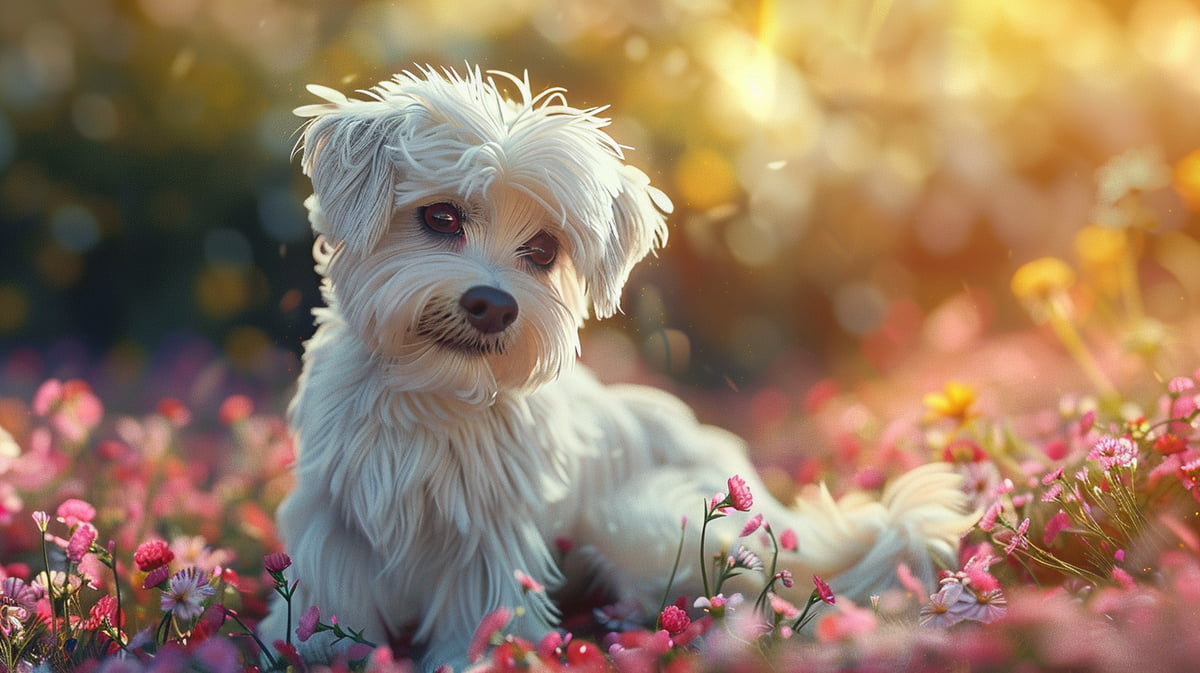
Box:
(260, 65), (976, 671)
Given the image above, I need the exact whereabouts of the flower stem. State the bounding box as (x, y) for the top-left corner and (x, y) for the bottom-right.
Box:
(1047, 312), (1117, 399)
(658, 519), (689, 615)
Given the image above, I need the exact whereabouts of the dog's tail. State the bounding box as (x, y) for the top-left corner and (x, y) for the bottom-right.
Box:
(765, 463), (977, 600)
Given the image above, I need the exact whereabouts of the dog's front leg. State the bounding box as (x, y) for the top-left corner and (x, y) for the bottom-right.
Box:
(260, 486), (400, 664)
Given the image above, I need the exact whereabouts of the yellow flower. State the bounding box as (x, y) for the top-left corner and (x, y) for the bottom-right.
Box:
(1174, 147), (1200, 211)
(923, 381), (979, 424)
(1073, 225), (1127, 296)
(1010, 257), (1076, 303)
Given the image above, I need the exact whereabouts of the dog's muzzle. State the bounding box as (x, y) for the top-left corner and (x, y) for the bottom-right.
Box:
(459, 285), (518, 334)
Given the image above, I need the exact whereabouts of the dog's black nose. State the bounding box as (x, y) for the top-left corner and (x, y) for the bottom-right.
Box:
(459, 286), (518, 334)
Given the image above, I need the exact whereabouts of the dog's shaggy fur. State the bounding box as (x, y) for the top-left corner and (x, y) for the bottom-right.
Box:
(259, 66), (975, 670)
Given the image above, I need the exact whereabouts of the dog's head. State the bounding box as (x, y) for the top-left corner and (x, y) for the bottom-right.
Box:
(295, 66), (671, 404)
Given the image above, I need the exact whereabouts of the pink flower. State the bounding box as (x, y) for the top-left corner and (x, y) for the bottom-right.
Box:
(263, 552), (292, 574)
(219, 395), (254, 425)
(161, 568), (215, 620)
(514, 569), (544, 593)
(33, 379), (104, 443)
(135, 540), (175, 572)
(896, 563), (928, 598)
(739, 513), (764, 537)
(31, 511), (49, 532)
(726, 475), (753, 511)
(156, 397), (192, 427)
(66, 523), (97, 563)
(768, 593), (800, 620)
(1112, 566), (1136, 589)
(1088, 435), (1138, 471)
(815, 601), (877, 642)
(56, 498), (96, 529)
(1044, 510), (1071, 546)
(779, 528), (798, 552)
(1003, 518), (1031, 556)
(1169, 376), (1196, 394)
(978, 500), (1003, 532)
(659, 605), (691, 635)
(468, 607), (510, 663)
(813, 575), (836, 604)
(296, 605), (320, 642)
(775, 569), (794, 588)
(961, 559), (1000, 594)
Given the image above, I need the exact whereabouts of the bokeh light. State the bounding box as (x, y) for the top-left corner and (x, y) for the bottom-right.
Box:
(0, 0), (1198, 408)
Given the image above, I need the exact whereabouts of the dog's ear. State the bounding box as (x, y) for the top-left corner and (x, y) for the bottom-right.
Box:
(589, 165), (672, 319)
(295, 85), (403, 255)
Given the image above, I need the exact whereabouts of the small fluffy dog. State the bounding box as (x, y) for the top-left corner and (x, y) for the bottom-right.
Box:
(260, 66), (974, 670)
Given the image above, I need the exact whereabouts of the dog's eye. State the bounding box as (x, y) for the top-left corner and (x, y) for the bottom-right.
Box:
(420, 203), (464, 236)
(520, 231), (558, 269)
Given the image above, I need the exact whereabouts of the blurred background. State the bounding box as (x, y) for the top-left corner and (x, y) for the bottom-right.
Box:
(3, 0), (1200, 435)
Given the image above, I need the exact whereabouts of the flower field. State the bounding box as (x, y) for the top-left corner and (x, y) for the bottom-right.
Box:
(6, 0), (1200, 670)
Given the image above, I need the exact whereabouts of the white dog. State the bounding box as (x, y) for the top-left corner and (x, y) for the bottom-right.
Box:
(260, 65), (974, 670)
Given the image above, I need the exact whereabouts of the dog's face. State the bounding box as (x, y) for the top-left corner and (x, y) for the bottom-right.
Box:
(295, 67), (671, 404)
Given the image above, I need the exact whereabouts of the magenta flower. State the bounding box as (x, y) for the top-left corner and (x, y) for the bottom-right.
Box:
(135, 540), (175, 572)
(659, 605), (691, 635)
(66, 522), (97, 563)
(161, 568), (216, 620)
(775, 569), (795, 589)
(1088, 435), (1138, 471)
(726, 475), (753, 511)
(296, 604), (320, 642)
(142, 564), (172, 589)
(263, 552), (292, 574)
(813, 575), (836, 605)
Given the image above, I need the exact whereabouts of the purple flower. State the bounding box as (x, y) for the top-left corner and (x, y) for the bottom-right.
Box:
(296, 604), (320, 642)
(161, 568), (215, 620)
(263, 552), (292, 574)
(919, 581), (967, 627)
(727, 545), (763, 572)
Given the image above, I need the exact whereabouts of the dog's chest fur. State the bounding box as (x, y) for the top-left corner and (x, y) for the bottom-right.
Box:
(282, 312), (650, 639)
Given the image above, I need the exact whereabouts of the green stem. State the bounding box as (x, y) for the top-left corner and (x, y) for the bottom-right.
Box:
(657, 519), (689, 615)
(225, 608), (280, 670)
